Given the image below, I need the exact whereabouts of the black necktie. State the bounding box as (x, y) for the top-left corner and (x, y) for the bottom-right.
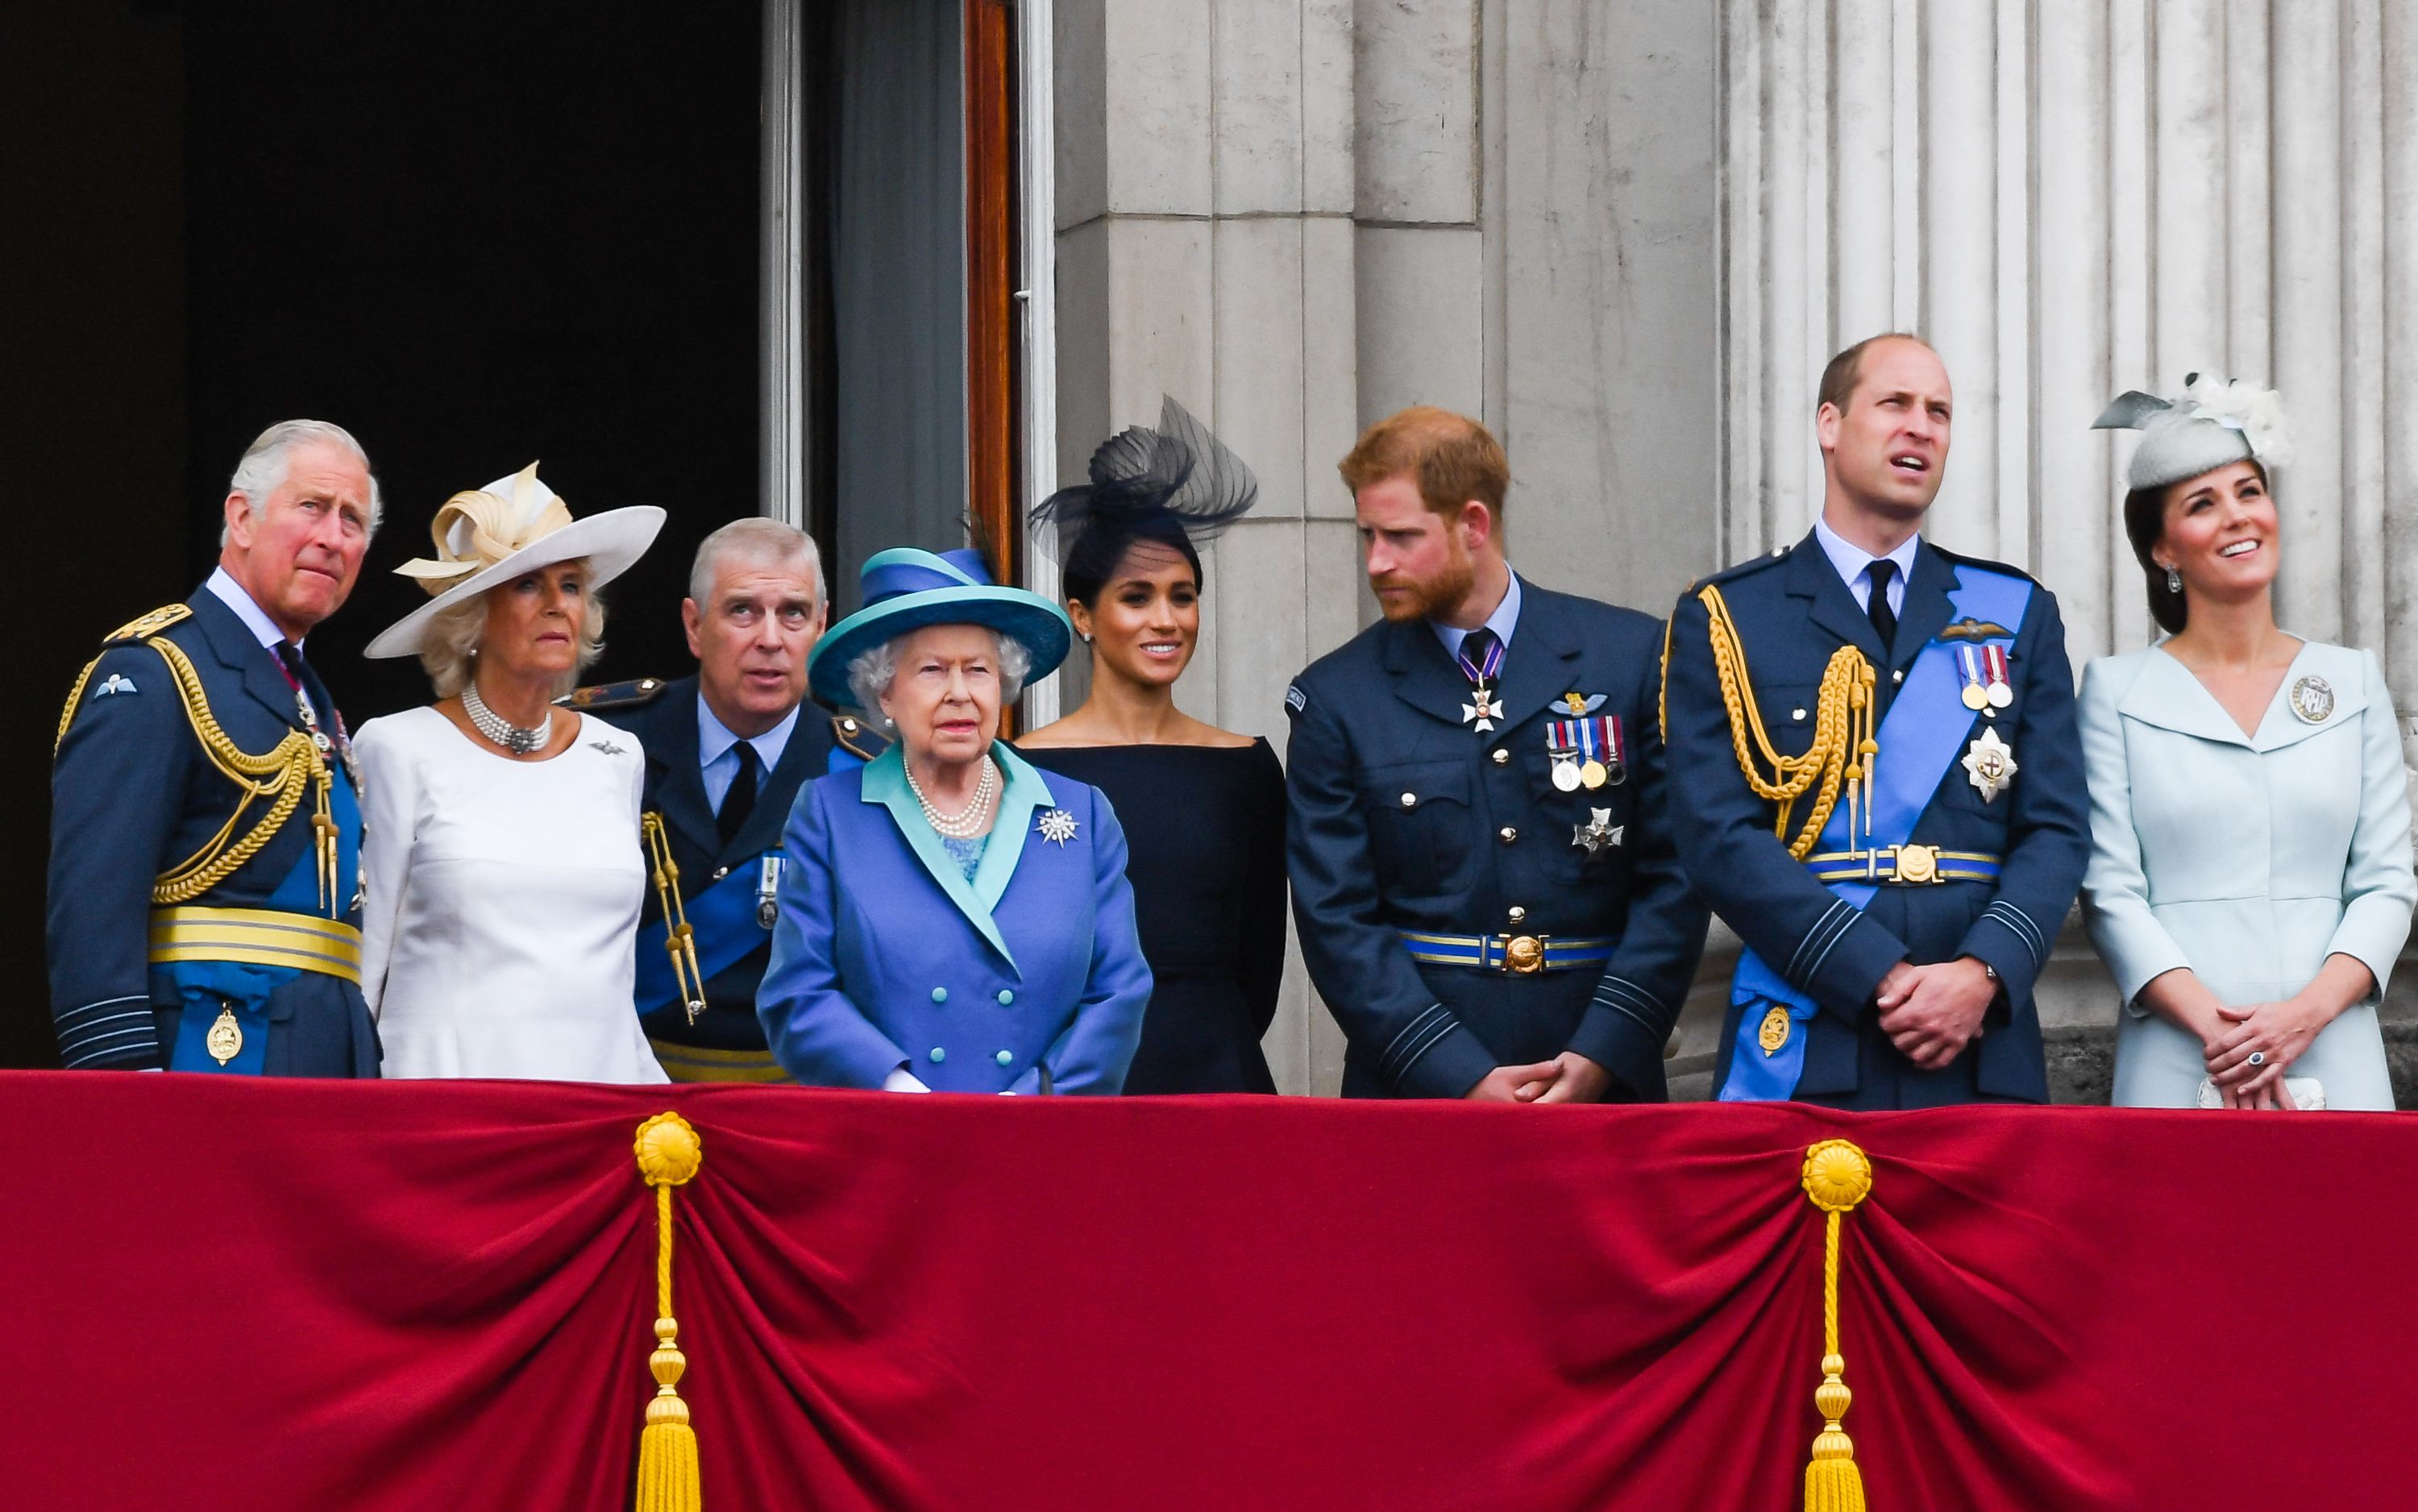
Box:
(1456, 626), (1502, 687)
(276, 642), (326, 730)
(718, 741), (760, 845)
(1864, 560), (1898, 654)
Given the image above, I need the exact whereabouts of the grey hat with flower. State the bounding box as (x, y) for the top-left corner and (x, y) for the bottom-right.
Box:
(2092, 373), (2295, 493)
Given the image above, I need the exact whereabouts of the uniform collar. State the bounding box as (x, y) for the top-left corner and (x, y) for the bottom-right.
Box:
(205, 566), (293, 652)
(1430, 565), (1523, 660)
(1810, 515), (1920, 607)
(696, 689), (800, 777)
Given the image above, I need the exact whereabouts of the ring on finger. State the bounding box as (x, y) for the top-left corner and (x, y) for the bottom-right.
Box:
(2247, 1051), (2266, 1067)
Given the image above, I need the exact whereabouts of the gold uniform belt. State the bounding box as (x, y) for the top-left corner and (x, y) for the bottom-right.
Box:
(1801, 846), (2005, 886)
(148, 905), (363, 984)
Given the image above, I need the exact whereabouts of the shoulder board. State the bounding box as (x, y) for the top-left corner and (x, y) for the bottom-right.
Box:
(1927, 544), (2040, 585)
(104, 604), (193, 645)
(1701, 544), (1794, 588)
(558, 676), (668, 711)
(833, 712), (888, 762)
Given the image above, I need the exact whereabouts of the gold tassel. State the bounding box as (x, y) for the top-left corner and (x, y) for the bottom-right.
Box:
(1800, 1140), (1875, 1512)
(633, 1112), (705, 1512)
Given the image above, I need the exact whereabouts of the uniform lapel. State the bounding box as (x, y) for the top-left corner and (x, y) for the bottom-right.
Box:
(189, 588), (307, 733)
(1784, 533), (1888, 668)
(649, 680), (722, 860)
(1382, 617), (1482, 728)
(1892, 543), (1959, 674)
(860, 745), (1017, 968)
(1490, 577), (1581, 730)
(726, 707), (833, 860)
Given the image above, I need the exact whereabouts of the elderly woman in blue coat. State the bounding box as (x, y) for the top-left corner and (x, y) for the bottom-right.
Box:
(758, 546), (1152, 1092)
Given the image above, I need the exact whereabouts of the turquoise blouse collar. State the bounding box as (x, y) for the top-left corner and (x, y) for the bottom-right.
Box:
(860, 740), (1053, 972)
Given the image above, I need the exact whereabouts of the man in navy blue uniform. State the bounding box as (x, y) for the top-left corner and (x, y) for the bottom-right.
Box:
(48, 421), (384, 1074)
(1662, 334), (2090, 1107)
(579, 519), (883, 1082)
(1286, 407), (1708, 1101)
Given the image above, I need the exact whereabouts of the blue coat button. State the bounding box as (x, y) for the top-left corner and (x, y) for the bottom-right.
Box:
(996, 989), (1014, 1006)
(929, 1047), (946, 1064)
(995, 1050), (1013, 1065)
(931, 987), (949, 1003)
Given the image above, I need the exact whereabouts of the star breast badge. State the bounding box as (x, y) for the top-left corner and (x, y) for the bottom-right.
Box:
(1036, 808), (1080, 846)
(1961, 726), (2017, 803)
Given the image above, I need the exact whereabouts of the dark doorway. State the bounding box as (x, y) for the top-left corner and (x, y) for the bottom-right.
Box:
(5, 1), (762, 1066)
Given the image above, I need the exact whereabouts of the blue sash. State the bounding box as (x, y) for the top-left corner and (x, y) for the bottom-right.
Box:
(166, 760), (362, 1075)
(634, 850), (782, 1018)
(1719, 565), (2032, 1101)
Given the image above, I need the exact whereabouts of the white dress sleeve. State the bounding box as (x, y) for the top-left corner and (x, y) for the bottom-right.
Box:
(352, 716), (422, 1020)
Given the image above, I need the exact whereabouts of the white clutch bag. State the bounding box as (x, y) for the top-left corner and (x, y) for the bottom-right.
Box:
(2196, 1076), (2325, 1110)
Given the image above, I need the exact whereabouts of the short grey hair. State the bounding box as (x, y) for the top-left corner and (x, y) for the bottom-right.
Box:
(688, 517), (826, 610)
(418, 560), (608, 700)
(845, 626), (1032, 727)
(222, 419), (384, 544)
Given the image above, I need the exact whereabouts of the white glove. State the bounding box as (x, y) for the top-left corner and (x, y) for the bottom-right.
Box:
(882, 1066), (933, 1094)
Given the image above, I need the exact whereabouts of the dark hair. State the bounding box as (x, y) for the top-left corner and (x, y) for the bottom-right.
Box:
(1036, 397), (1257, 611)
(2121, 459), (2271, 635)
(1337, 405), (1510, 521)
(1817, 332), (1934, 416)
(1062, 515), (1203, 608)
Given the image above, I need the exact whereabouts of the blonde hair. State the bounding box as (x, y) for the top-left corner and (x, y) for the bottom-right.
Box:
(418, 561), (608, 699)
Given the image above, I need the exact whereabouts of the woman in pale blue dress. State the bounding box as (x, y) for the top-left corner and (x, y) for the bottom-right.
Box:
(2080, 377), (2416, 1110)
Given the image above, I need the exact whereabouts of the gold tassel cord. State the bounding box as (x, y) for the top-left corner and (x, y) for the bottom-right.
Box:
(1697, 584), (1878, 859)
(633, 1112), (705, 1512)
(640, 814), (710, 1024)
(1800, 1140), (1876, 1512)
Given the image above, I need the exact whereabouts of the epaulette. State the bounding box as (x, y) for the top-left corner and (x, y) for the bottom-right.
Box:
(1700, 542), (1796, 589)
(104, 603), (192, 645)
(1927, 542), (2040, 584)
(558, 676), (668, 710)
(833, 712), (888, 762)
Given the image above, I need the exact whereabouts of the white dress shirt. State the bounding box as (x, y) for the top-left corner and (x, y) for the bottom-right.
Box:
(205, 566), (292, 652)
(698, 693), (800, 816)
(1810, 516), (1917, 619)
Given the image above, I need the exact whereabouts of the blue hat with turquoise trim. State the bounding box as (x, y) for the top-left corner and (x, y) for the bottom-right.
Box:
(808, 546), (1074, 709)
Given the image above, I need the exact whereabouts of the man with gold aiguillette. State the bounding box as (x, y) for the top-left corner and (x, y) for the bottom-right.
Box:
(48, 422), (384, 1075)
(1662, 336), (2089, 1107)
(575, 519), (886, 1083)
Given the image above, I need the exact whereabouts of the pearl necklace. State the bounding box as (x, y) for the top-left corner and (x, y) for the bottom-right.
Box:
(463, 679), (554, 756)
(905, 755), (999, 838)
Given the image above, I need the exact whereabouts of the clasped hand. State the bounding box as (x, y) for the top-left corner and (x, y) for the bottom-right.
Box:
(1460, 1052), (1614, 1104)
(1874, 957), (1996, 1070)
(2203, 996), (2327, 1108)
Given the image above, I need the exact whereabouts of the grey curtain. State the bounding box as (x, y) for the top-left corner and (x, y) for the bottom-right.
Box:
(828, 0), (966, 612)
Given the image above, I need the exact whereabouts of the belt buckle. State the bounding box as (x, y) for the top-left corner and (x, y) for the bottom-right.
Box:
(1891, 843), (1940, 884)
(1498, 934), (1548, 974)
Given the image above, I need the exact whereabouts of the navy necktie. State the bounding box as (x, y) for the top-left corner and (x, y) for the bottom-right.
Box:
(718, 741), (761, 845)
(1865, 560), (1898, 654)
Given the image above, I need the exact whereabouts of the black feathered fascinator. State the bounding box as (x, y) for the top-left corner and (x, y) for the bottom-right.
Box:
(1033, 396), (1259, 604)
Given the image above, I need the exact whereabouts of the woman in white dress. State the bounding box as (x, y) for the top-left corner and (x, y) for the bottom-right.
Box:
(352, 463), (670, 1082)
(2081, 378), (2416, 1110)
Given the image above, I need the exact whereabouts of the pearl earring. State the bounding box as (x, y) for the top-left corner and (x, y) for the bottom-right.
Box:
(2166, 567), (2181, 594)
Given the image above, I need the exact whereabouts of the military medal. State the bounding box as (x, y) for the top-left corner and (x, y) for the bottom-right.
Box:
(1456, 632), (1507, 735)
(1545, 719), (1585, 791)
(757, 855), (783, 930)
(1757, 1003), (1791, 1057)
(2289, 674), (2335, 724)
(1961, 725), (2018, 802)
(205, 1006), (244, 1067)
(1983, 645), (2014, 710)
(1576, 713), (1625, 788)
(1572, 807), (1622, 855)
(1956, 646), (1990, 711)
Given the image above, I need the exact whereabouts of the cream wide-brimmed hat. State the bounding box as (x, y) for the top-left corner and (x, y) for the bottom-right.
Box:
(363, 462), (666, 658)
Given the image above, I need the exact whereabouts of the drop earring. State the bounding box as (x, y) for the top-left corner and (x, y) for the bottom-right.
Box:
(2166, 567), (2181, 594)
